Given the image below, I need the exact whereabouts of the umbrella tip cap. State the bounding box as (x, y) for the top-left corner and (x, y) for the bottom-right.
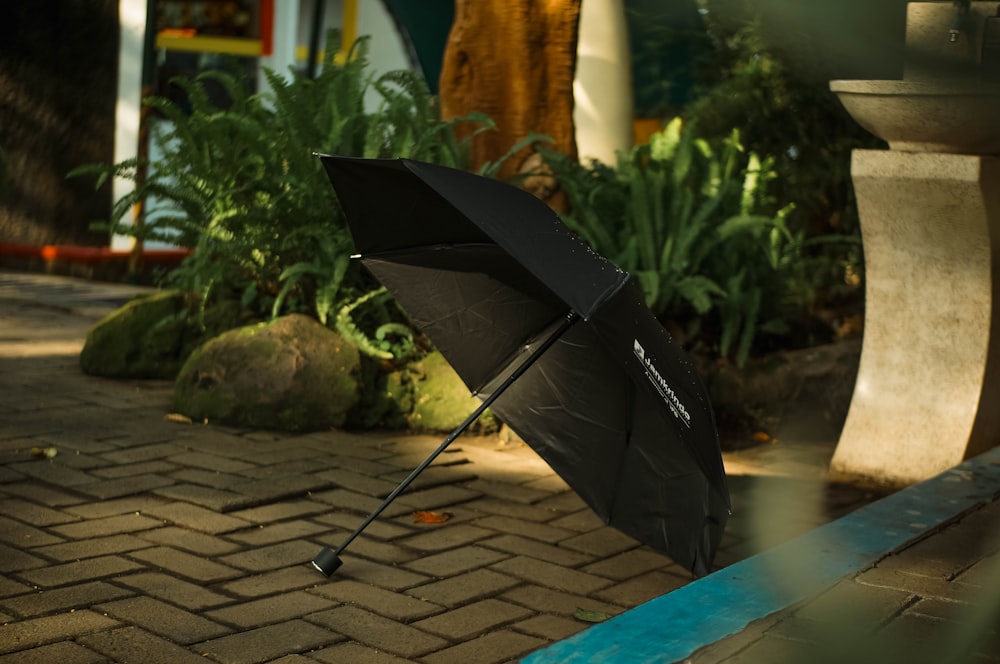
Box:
(312, 547), (343, 576)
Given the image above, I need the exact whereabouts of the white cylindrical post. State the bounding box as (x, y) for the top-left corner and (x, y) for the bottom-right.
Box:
(574, 0), (633, 165)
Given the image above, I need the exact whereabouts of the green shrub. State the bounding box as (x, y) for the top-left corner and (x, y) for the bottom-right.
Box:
(72, 33), (492, 329)
(542, 118), (845, 366)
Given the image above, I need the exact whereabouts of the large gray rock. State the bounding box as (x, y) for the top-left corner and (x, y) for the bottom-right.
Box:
(80, 291), (240, 379)
(404, 351), (497, 433)
(173, 314), (361, 432)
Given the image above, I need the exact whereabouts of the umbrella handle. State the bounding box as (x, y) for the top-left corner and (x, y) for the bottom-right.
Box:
(312, 311), (580, 576)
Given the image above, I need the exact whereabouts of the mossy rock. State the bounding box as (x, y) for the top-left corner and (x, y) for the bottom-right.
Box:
(344, 357), (411, 430)
(80, 291), (241, 379)
(173, 314), (361, 432)
(405, 351), (497, 433)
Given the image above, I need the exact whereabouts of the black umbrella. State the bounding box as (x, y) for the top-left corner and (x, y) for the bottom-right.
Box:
(312, 155), (730, 578)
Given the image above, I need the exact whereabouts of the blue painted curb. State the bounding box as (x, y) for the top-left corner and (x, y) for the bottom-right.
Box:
(523, 447), (1000, 663)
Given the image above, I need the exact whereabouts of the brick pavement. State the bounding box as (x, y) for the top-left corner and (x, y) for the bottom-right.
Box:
(0, 270), (884, 663)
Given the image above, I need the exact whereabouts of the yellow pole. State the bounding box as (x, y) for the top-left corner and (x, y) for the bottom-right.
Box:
(337, 0), (358, 62)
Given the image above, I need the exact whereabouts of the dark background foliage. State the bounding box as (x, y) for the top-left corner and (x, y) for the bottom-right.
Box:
(0, 0), (118, 245)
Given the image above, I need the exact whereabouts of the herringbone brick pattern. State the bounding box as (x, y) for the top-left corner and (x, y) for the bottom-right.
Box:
(0, 271), (879, 662)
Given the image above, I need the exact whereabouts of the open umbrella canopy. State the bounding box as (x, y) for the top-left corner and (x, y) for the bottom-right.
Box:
(321, 155), (730, 576)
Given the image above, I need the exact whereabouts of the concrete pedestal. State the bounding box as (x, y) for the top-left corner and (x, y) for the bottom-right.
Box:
(830, 150), (1000, 486)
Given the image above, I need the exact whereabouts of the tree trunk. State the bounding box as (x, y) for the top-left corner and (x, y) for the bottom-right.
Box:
(438, 0), (581, 202)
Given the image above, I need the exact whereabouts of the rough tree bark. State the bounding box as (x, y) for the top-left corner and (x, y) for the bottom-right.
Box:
(438, 0), (581, 203)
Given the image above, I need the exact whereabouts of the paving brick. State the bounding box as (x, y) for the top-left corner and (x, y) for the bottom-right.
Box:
(89, 459), (178, 479)
(205, 590), (334, 629)
(500, 584), (622, 618)
(523, 473), (570, 493)
(240, 446), (328, 466)
(797, 578), (913, 627)
(31, 534), (152, 561)
(63, 495), (169, 519)
(704, 633), (825, 664)
(49, 513), (162, 539)
(490, 556), (613, 595)
(0, 516), (64, 548)
(0, 499), (78, 526)
(463, 497), (565, 523)
(74, 473), (176, 500)
(308, 642), (414, 664)
(396, 524), (494, 552)
(319, 454), (398, 478)
(0, 641), (106, 664)
(225, 519), (328, 546)
(137, 526), (242, 556)
(99, 442), (186, 464)
(166, 451), (257, 473)
(906, 596), (978, 621)
(392, 483), (481, 510)
(335, 558), (431, 592)
(559, 526), (639, 557)
(0, 581), (133, 618)
(0, 483), (82, 508)
(419, 630), (547, 664)
(96, 596), (230, 644)
(480, 534), (592, 567)
(310, 580), (443, 621)
(460, 479), (552, 505)
(473, 516), (577, 544)
(0, 578), (32, 599)
(593, 569), (691, 605)
(307, 606), (447, 658)
(405, 569), (521, 608)
(47, 452), (109, 471)
(581, 547), (674, 580)
(403, 545), (510, 577)
(77, 626), (207, 664)
(219, 540), (318, 572)
(0, 467), (25, 484)
(221, 566), (326, 598)
(142, 501), (253, 534)
(229, 499), (330, 523)
(0, 544), (45, 574)
(114, 572), (232, 610)
(512, 613), (586, 641)
(856, 566), (971, 602)
(196, 619), (341, 664)
(413, 598), (532, 640)
(956, 552), (1000, 588)
(7, 461), (97, 487)
(17, 555), (144, 588)
(0, 610), (119, 653)
(227, 475), (334, 506)
(314, 510), (412, 541)
(162, 469), (246, 490)
(128, 546), (242, 583)
(267, 656), (318, 664)
(310, 488), (411, 520)
(152, 483), (247, 511)
(343, 536), (418, 565)
(532, 492), (588, 513)
(316, 468), (399, 497)
(549, 507), (610, 533)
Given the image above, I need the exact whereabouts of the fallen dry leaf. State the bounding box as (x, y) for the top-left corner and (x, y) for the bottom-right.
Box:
(573, 608), (611, 623)
(165, 413), (193, 424)
(30, 447), (57, 459)
(751, 431), (773, 444)
(412, 510), (452, 524)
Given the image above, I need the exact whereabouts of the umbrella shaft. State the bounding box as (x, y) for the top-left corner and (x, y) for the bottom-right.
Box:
(332, 311), (580, 558)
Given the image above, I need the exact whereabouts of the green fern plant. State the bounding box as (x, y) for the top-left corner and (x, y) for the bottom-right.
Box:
(541, 117), (801, 366)
(71, 33), (491, 333)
